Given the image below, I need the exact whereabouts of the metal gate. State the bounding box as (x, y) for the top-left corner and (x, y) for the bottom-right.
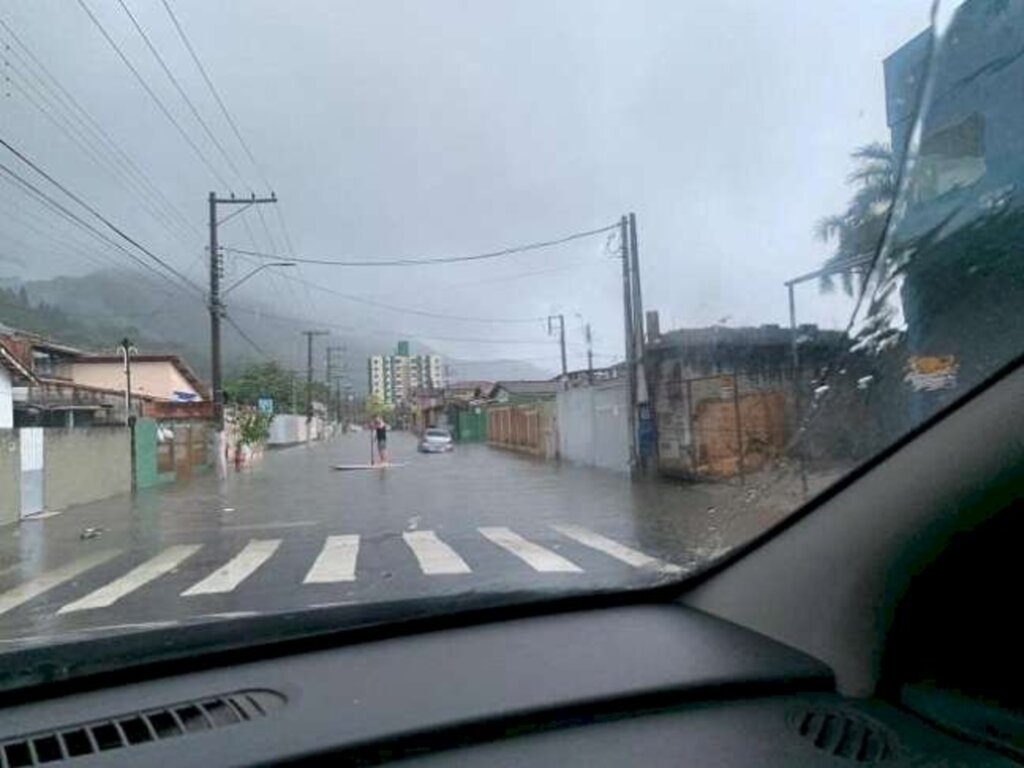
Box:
(19, 427), (44, 518)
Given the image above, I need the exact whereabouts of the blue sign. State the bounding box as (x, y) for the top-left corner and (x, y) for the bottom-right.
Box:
(258, 397), (274, 414)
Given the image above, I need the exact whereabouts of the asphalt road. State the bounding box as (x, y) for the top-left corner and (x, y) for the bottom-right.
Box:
(0, 432), (738, 646)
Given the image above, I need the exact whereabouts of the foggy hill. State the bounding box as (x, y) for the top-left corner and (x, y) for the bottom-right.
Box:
(2, 270), (550, 390)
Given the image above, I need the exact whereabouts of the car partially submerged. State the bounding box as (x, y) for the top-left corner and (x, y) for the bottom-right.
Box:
(418, 428), (454, 453)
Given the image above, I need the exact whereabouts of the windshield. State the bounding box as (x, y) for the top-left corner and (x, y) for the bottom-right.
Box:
(0, 0), (1020, 668)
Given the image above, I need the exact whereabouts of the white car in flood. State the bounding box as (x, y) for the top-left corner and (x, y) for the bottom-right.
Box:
(418, 428), (454, 453)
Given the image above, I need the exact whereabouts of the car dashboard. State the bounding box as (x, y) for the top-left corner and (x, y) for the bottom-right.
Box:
(0, 603), (1009, 767)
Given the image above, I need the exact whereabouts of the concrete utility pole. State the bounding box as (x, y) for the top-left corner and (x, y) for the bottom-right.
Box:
(302, 330), (329, 440)
(620, 215), (638, 474)
(585, 323), (594, 382)
(628, 212), (648, 474)
(547, 314), (567, 381)
(326, 345), (346, 424)
(208, 192), (277, 455)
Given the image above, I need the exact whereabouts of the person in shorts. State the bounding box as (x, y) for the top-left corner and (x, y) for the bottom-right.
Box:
(373, 417), (389, 465)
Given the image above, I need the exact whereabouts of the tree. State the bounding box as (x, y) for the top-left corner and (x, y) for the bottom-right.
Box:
(224, 361), (297, 412)
(815, 142), (897, 294)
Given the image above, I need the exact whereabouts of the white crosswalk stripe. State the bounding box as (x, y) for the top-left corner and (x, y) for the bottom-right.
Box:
(551, 525), (684, 573)
(181, 539), (282, 596)
(478, 527), (582, 573)
(0, 527), (687, 624)
(402, 531), (471, 575)
(0, 550), (120, 616)
(303, 535), (360, 583)
(58, 545), (201, 614)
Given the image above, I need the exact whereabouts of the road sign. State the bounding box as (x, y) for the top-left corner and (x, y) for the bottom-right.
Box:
(258, 397), (274, 414)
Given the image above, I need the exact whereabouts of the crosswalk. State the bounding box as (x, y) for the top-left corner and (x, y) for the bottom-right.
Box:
(0, 525), (685, 621)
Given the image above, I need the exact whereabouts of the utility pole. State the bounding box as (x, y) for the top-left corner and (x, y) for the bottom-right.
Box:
(620, 215), (638, 475)
(119, 337), (137, 490)
(326, 345), (346, 426)
(585, 323), (594, 382)
(628, 212), (648, 474)
(208, 191), (277, 471)
(547, 314), (567, 382)
(302, 330), (328, 441)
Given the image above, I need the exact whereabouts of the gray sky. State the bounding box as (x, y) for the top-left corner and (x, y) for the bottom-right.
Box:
(0, 0), (933, 375)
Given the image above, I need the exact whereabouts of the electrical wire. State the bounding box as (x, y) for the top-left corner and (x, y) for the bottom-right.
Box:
(224, 313), (274, 360)
(0, 13), (199, 240)
(158, 0), (271, 189)
(230, 252), (546, 324)
(74, 0), (232, 190)
(113, 0), (248, 189)
(221, 222), (619, 267)
(0, 140), (204, 297)
(228, 304), (590, 347)
(1, 55), (197, 251)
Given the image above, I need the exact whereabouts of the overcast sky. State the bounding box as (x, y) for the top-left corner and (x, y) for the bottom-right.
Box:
(0, 0), (934, 375)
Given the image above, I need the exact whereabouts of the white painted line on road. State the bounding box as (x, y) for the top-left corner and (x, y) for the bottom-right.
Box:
(403, 531), (472, 575)
(303, 535), (360, 583)
(551, 525), (684, 574)
(0, 549), (120, 616)
(58, 545), (201, 614)
(478, 527), (583, 573)
(181, 539), (281, 596)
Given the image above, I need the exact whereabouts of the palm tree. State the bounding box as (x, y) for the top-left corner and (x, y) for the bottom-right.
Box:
(815, 142), (897, 294)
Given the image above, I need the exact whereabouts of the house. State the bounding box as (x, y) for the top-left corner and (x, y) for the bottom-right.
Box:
(0, 327), (124, 428)
(0, 326), (211, 426)
(487, 380), (561, 405)
(69, 355), (207, 403)
(0, 338), (36, 429)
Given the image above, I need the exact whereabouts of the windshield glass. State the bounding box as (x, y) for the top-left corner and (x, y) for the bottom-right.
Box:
(0, 0), (1020, 666)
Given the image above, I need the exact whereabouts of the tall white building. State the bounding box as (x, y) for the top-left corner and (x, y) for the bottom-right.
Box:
(368, 344), (444, 405)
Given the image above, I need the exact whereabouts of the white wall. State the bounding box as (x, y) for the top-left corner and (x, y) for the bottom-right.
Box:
(556, 379), (630, 473)
(0, 367), (12, 429)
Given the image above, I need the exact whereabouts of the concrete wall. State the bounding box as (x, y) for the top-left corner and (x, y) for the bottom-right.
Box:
(44, 427), (131, 512)
(70, 361), (200, 401)
(487, 402), (557, 459)
(556, 379), (630, 473)
(0, 367), (12, 429)
(0, 429), (18, 526)
(267, 414), (325, 446)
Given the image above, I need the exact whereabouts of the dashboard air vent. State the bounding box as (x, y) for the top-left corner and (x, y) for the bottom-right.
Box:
(0, 689), (284, 767)
(791, 707), (895, 763)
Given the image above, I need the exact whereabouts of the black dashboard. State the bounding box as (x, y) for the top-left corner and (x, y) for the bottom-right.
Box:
(0, 603), (1011, 766)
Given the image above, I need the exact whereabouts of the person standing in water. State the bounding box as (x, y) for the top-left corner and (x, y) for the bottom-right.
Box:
(372, 416), (389, 465)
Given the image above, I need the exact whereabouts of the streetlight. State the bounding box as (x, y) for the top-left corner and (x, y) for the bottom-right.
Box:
(222, 262), (296, 296)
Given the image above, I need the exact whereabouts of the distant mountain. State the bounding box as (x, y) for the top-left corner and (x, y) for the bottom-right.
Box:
(4, 269), (377, 390)
(3, 269), (555, 392)
(447, 358), (553, 383)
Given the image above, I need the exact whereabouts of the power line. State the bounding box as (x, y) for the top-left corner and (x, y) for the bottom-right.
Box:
(0, 137), (204, 296)
(231, 251), (546, 324)
(224, 313), (274, 360)
(0, 13), (200, 240)
(113, 0), (248, 189)
(228, 304), (588, 347)
(221, 222), (619, 267)
(158, 0), (271, 189)
(74, 0), (232, 189)
(0, 54), (197, 250)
